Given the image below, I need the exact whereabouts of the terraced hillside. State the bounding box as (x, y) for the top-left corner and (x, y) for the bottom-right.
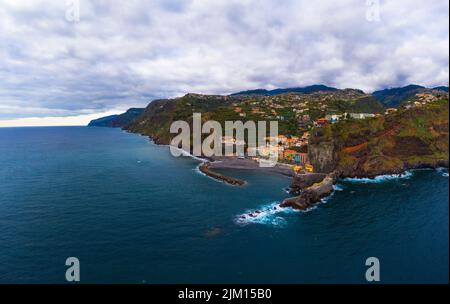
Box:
(308, 97), (449, 177)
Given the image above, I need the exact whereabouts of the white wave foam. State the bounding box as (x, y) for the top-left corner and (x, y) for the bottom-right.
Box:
(170, 146), (208, 162)
(436, 167), (449, 177)
(320, 191), (336, 204)
(235, 202), (298, 227)
(342, 171), (413, 183)
(333, 184), (344, 191)
(194, 164), (223, 183)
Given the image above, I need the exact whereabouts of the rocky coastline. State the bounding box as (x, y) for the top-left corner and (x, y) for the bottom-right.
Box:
(279, 160), (449, 211)
(337, 159), (449, 179)
(135, 132), (448, 210)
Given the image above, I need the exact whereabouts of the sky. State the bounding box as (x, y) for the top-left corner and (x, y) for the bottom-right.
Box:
(0, 0), (448, 126)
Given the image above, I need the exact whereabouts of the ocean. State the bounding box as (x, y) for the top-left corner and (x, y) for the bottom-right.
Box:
(0, 126), (448, 283)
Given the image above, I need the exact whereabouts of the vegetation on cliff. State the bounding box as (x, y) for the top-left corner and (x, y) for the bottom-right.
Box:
(124, 88), (386, 143)
(308, 97), (449, 177)
(89, 85), (449, 179)
(372, 85), (449, 108)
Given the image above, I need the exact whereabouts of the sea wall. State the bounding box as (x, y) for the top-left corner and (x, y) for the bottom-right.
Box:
(199, 162), (246, 186)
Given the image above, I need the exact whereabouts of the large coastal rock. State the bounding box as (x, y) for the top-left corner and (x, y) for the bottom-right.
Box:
(281, 175), (335, 210)
(289, 173), (327, 194)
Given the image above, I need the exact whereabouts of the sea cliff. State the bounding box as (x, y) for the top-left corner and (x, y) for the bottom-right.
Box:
(281, 98), (449, 211)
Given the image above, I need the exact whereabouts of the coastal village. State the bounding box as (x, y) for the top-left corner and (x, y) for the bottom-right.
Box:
(221, 99), (382, 174)
(94, 85), (449, 182)
(221, 111), (374, 174)
(214, 89), (447, 175)
(91, 85), (449, 210)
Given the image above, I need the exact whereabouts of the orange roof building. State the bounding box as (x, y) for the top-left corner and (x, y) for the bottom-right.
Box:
(316, 118), (329, 125)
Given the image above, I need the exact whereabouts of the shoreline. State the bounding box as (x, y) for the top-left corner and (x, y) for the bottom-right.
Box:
(147, 137), (296, 186)
(197, 157), (294, 186)
(131, 131), (449, 210)
(281, 164), (449, 211)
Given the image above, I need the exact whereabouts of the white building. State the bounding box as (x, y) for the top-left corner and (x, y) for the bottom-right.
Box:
(349, 113), (375, 119)
(325, 114), (344, 123)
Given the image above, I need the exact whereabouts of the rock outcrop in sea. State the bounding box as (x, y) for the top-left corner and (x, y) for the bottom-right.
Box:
(280, 173), (336, 210)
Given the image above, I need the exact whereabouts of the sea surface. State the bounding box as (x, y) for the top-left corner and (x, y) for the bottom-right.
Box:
(0, 127), (448, 283)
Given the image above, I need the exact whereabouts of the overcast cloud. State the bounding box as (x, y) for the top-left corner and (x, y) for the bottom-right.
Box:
(0, 0), (448, 123)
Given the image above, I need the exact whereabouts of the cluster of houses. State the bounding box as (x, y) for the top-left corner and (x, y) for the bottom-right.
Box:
(385, 108), (398, 115)
(233, 106), (247, 118)
(225, 98), (395, 174)
(298, 112), (379, 129)
(235, 104), (288, 121)
(221, 132), (314, 173)
(311, 112), (377, 127)
(404, 93), (441, 109)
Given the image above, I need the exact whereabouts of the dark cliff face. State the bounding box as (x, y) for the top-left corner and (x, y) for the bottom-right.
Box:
(307, 140), (337, 173)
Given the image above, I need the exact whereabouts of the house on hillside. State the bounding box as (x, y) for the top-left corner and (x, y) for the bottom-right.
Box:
(325, 114), (343, 123)
(385, 108), (397, 115)
(315, 118), (329, 126)
(349, 113), (375, 119)
(278, 135), (288, 145)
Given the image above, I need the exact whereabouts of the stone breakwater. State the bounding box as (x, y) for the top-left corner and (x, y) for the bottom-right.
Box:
(199, 162), (246, 186)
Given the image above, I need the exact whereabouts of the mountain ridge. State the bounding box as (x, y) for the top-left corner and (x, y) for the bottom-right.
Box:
(230, 84), (339, 96)
(372, 84), (449, 108)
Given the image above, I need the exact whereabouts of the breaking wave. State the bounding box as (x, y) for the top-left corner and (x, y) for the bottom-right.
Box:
(235, 202), (299, 227)
(436, 167), (449, 177)
(333, 184), (344, 191)
(170, 146), (208, 163)
(194, 163), (224, 184)
(342, 171), (413, 183)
